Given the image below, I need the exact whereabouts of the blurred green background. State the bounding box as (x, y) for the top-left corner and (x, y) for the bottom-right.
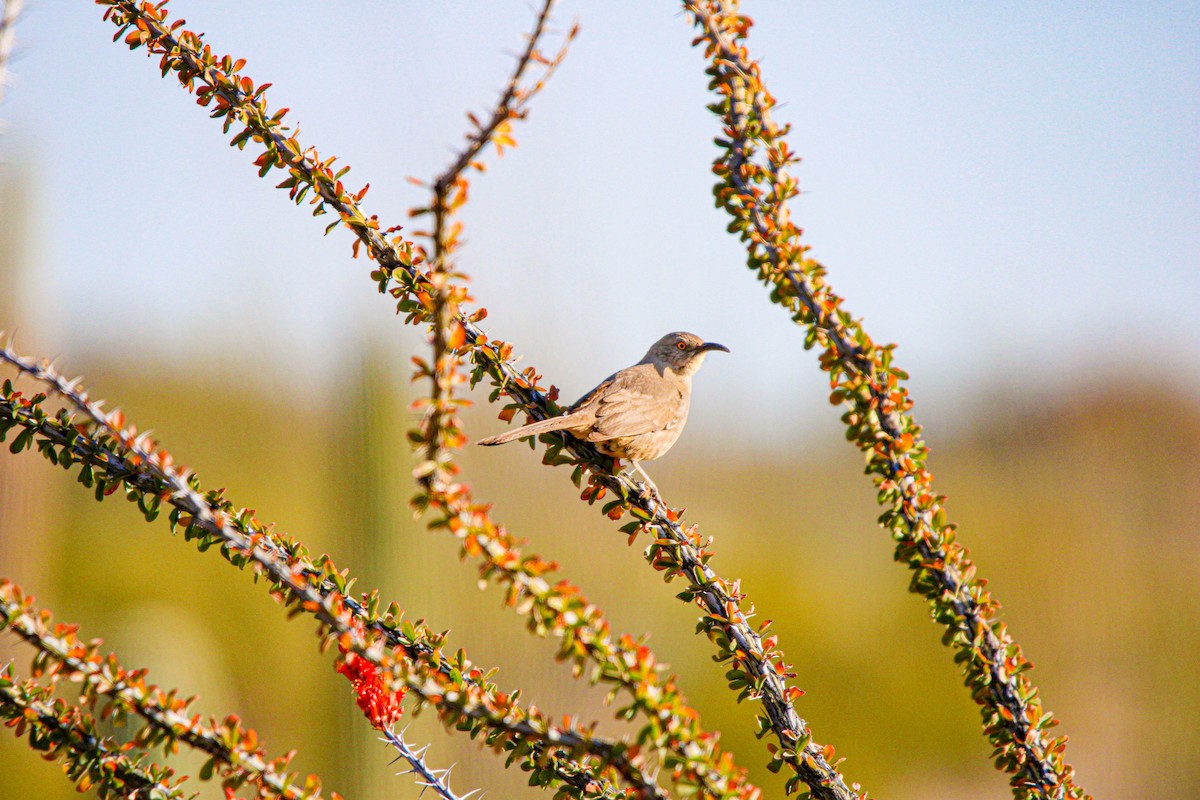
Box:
(2, 200), (1198, 799)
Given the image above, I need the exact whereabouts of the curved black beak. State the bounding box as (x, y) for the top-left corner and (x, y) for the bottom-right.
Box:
(698, 342), (730, 354)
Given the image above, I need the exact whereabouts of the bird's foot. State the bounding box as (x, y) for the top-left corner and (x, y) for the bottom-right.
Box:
(630, 461), (660, 501)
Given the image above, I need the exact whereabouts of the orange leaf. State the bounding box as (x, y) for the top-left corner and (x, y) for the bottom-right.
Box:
(447, 322), (467, 351)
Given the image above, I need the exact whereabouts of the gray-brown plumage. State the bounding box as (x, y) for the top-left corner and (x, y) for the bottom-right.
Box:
(477, 331), (728, 493)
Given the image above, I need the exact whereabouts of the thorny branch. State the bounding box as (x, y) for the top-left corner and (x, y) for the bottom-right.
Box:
(409, 4), (757, 799)
(381, 727), (479, 800)
(0, 579), (334, 800)
(685, 2), (1090, 799)
(417, 0), (574, 489)
(0, 342), (662, 800)
(0, 665), (185, 799)
(432, 0), (574, 197)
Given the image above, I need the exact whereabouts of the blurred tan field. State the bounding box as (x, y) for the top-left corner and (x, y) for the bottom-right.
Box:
(2, 336), (1196, 799)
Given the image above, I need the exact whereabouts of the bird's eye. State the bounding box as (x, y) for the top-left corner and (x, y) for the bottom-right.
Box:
(676, 341), (687, 350)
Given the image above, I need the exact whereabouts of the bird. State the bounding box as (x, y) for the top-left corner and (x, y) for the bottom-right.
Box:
(476, 331), (728, 494)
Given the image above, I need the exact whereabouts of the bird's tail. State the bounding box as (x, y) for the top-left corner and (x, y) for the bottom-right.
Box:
(476, 412), (585, 446)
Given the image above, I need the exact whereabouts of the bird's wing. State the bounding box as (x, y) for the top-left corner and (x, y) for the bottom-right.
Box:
(580, 366), (685, 441)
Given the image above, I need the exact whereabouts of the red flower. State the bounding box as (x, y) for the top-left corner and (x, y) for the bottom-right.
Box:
(335, 650), (406, 729)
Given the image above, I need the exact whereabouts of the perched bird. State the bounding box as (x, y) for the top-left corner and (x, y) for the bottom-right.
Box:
(477, 331), (728, 493)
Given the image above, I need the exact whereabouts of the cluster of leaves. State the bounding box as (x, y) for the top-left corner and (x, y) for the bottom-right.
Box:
(0, 666), (185, 799)
(93, 3), (849, 797)
(0, 579), (332, 800)
(686, 2), (1090, 798)
(0, 351), (657, 800)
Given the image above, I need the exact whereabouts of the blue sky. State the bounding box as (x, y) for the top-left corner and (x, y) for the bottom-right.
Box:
(1, 1), (1196, 441)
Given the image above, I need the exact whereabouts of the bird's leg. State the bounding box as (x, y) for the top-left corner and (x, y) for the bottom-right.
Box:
(630, 460), (659, 498)
(610, 457), (635, 485)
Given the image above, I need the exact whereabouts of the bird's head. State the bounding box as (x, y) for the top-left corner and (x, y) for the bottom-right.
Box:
(642, 331), (729, 377)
